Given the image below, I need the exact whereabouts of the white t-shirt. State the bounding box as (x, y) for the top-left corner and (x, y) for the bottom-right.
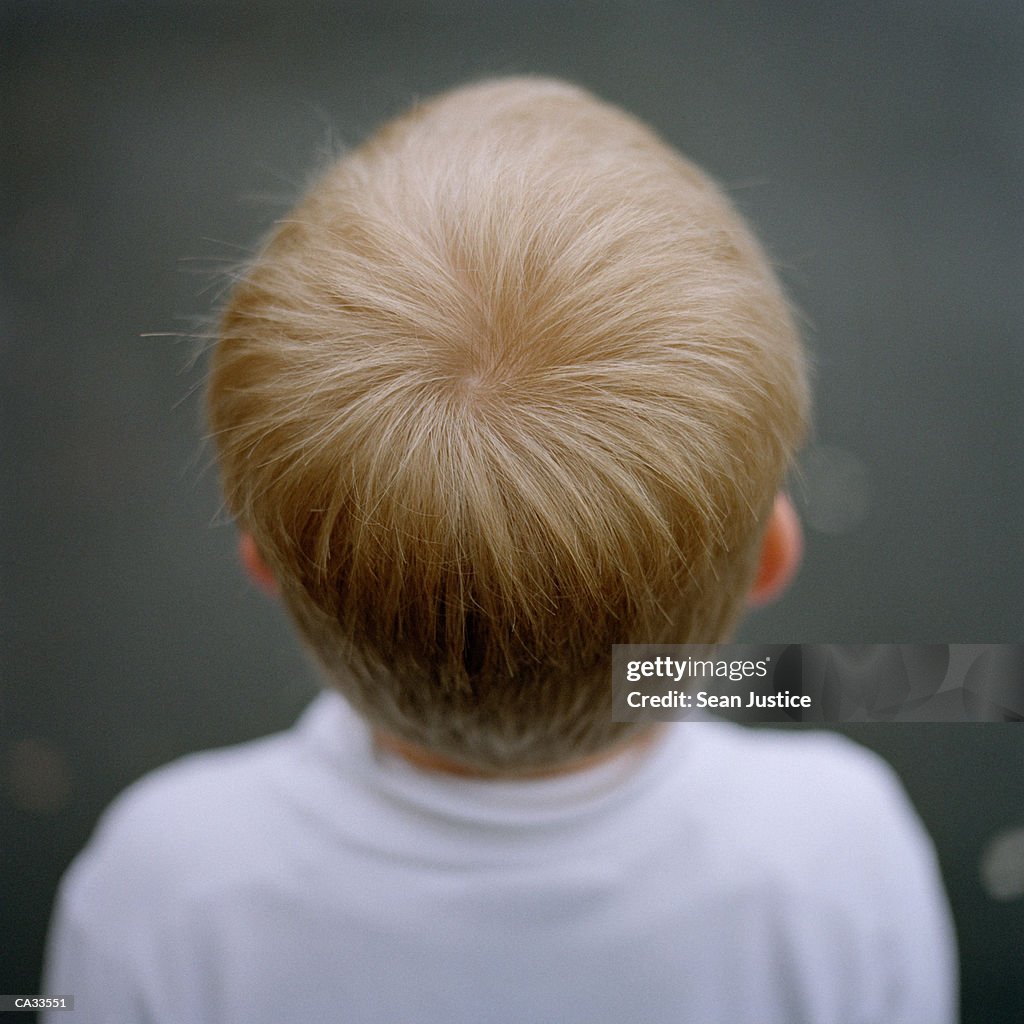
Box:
(44, 691), (957, 1023)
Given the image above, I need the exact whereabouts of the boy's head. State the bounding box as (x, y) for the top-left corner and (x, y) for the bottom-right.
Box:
(208, 77), (808, 774)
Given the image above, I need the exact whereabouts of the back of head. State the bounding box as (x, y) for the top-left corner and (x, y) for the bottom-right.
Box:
(208, 77), (808, 773)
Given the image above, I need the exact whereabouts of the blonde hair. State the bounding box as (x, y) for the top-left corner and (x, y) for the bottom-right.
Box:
(208, 77), (808, 773)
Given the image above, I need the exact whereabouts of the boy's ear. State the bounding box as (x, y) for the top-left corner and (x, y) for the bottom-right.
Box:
(747, 492), (802, 607)
(239, 532), (279, 597)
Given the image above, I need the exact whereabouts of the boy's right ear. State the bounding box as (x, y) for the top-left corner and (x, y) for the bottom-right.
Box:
(747, 492), (802, 607)
(239, 532), (279, 597)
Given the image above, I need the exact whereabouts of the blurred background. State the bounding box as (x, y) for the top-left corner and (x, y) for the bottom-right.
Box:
(2, 1), (1022, 1019)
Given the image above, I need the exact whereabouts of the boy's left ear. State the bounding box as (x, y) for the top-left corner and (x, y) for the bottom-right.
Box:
(239, 532), (279, 596)
(747, 492), (802, 607)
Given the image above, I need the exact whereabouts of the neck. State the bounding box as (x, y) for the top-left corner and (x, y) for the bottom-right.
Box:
(372, 726), (665, 779)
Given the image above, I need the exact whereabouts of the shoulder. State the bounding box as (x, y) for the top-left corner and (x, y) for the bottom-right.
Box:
(56, 725), (309, 933)
(687, 721), (916, 818)
(666, 723), (939, 893)
(658, 724), (957, 1020)
(44, 695), (379, 1018)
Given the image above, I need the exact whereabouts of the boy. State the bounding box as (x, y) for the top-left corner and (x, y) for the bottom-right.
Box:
(45, 78), (956, 1022)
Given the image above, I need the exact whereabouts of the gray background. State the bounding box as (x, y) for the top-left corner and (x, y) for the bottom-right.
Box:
(3, 1), (1022, 1019)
